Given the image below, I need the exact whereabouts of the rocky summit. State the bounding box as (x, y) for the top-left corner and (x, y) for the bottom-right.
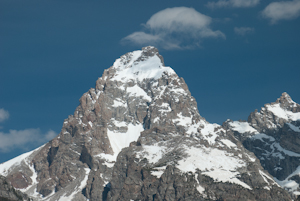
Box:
(224, 92), (300, 197)
(0, 46), (297, 200)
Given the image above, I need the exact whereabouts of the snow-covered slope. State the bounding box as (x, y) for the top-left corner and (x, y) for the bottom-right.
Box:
(0, 47), (292, 201)
(225, 92), (300, 197)
(108, 119), (289, 200)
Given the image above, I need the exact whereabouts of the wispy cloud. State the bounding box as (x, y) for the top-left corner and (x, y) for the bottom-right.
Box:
(0, 129), (57, 152)
(121, 7), (225, 50)
(0, 109), (9, 122)
(262, 0), (300, 24)
(234, 27), (255, 36)
(207, 0), (260, 9)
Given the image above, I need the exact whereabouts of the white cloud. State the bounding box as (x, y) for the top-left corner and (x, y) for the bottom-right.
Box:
(262, 0), (300, 24)
(45, 130), (57, 141)
(0, 128), (57, 152)
(234, 27), (255, 35)
(0, 109), (9, 122)
(123, 32), (162, 46)
(121, 7), (225, 50)
(207, 0), (260, 8)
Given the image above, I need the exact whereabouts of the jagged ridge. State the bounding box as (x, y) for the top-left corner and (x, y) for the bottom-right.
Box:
(225, 92), (300, 197)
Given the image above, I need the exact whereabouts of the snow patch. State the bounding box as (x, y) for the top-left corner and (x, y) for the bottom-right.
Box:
(169, 87), (187, 95)
(220, 139), (237, 148)
(275, 177), (299, 193)
(273, 142), (300, 157)
(200, 122), (220, 144)
(245, 153), (256, 162)
(95, 153), (116, 168)
(0, 145), (44, 176)
(287, 123), (300, 132)
(173, 113), (192, 127)
(107, 123), (144, 160)
(229, 121), (258, 134)
(141, 145), (166, 164)
(150, 166), (167, 178)
(259, 170), (279, 188)
(177, 146), (252, 190)
(111, 119), (127, 127)
(158, 103), (172, 113)
(251, 133), (275, 142)
(266, 103), (300, 121)
(0, 152), (33, 176)
(275, 164), (300, 194)
(58, 168), (90, 201)
(186, 121), (201, 135)
(127, 85), (152, 102)
(195, 173), (205, 194)
(153, 117), (160, 123)
(252, 135), (300, 160)
(112, 98), (127, 107)
(112, 50), (175, 82)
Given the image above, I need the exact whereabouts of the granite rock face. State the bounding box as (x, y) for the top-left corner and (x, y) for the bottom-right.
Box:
(0, 47), (293, 200)
(224, 92), (300, 197)
(107, 128), (290, 201)
(0, 175), (31, 201)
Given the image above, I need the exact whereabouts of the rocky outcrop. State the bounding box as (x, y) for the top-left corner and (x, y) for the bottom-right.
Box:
(0, 47), (294, 200)
(225, 92), (300, 197)
(0, 175), (31, 201)
(107, 128), (290, 201)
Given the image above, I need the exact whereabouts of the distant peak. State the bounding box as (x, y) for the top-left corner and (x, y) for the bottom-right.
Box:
(276, 92), (295, 105)
(266, 92), (300, 113)
(280, 92), (292, 100)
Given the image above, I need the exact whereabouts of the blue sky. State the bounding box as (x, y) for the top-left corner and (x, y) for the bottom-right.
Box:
(1, 0), (300, 163)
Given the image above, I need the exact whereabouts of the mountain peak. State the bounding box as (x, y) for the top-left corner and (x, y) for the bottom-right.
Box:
(271, 92), (300, 114)
(275, 92), (298, 108)
(0, 48), (293, 201)
(141, 46), (159, 56)
(111, 47), (174, 82)
(234, 92), (300, 196)
(248, 92), (300, 133)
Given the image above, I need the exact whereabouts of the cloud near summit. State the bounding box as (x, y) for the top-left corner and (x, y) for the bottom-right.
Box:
(0, 129), (57, 152)
(122, 7), (225, 50)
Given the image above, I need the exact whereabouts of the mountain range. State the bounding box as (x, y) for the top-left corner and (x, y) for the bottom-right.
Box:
(0, 46), (299, 201)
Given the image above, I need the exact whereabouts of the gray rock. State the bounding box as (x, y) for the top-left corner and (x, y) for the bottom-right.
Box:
(225, 92), (300, 198)
(0, 175), (32, 201)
